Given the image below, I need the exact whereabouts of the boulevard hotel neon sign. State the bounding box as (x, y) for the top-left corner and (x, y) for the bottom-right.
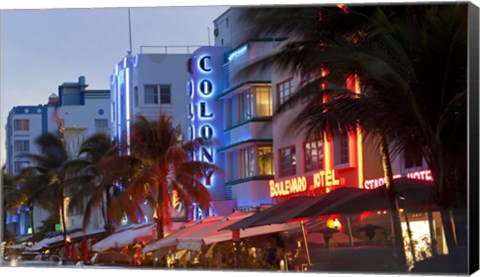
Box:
(269, 169), (342, 198)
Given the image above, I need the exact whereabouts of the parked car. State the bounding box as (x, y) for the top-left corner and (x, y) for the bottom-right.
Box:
(16, 254), (62, 267)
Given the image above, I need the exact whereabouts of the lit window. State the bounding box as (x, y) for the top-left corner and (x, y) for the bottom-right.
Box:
(95, 119), (109, 129)
(240, 147), (255, 178)
(160, 85), (171, 104)
(333, 135), (349, 166)
(278, 79), (294, 109)
(258, 146), (273, 175)
(279, 146), (296, 177)
(144, 85), (159, 104)
(305, 140), (324, 172)
(14, 119), (29, 131)
(237, 86), (272, 124)
(14, 140), (30, 152)
(255, 87), (272, 116)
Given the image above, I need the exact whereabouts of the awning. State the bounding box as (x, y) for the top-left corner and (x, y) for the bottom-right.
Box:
(46, 228), (106, 249)
(176, 211), (253, 251)
(304, 178), (434, 220)
(222, 178), (434, 230)
(203, 222), (300, 245)
(27, 228), (106, 251)
(92, 222), (156, 252)
(220, 196), (316, 230)
(141, 219), (219, 253)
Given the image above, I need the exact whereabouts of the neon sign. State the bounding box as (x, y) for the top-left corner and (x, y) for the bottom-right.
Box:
(313, 169), (341, 192)
(269, 176), (308, 198)
(189, 48), (227, 193)
(364, 170), (433, 190)
(228, 44), (248, 62)
(269, 169), (342, 198)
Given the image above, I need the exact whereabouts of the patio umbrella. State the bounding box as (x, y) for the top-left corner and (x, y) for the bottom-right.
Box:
(141, 219), (213, 253)
(356, 224), (384, 240)
(220, 196), (314, 230)
(307, 178), (434, 220)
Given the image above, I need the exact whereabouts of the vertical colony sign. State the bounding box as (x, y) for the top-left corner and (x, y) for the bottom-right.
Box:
(188, 47), (227, 200)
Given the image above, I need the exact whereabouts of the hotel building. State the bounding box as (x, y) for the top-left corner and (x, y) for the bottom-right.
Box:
(186, 8), (446, 260)
(110, 53), (192, 153)
(4, 76), (111, 237)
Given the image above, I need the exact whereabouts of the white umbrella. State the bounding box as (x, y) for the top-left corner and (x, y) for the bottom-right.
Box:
(203, 222), (300, 245)
(142, 220), (201, 253)
(92, 223), (155, 252)
(176, 212), (252, 251)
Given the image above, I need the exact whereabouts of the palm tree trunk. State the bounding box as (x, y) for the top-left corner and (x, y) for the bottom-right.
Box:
(379, 135), (408, 272)
(29, 203), (35, 240)
(104, 185), (113, 235)
(432, 152), (458, 255)
(60, 199), (68, 257)
(156, 216), (164, 240)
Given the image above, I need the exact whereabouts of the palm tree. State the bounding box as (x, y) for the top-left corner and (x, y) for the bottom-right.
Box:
(19, 133), (70, 246)
(113, 113), (217, 240)
(65, 132), (139, 234)
(2, 165), (24, 240)
(240, 3), (467, 270)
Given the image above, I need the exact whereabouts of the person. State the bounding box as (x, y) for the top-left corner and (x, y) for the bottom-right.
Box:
(133, 252), (141, 265)
(293, 248), (308, 272)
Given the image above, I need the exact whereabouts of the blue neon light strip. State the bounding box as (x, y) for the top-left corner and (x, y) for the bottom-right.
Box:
(228, 44), (248, 62)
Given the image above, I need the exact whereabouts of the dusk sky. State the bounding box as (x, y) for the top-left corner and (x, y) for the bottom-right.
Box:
(0, 2), (229, 165)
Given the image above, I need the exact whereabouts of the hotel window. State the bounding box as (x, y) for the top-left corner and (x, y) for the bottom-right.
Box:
(255, 87), (272, 116)
(240, 146), (255, 178)
(144, 85), (159, 104)
(14, 140), (30, 152)
(160, 85), (171, 104)
(279, 146), (296, 177)
(300, 71), (318, 103)
(305, 139), (324, 172)
(238, 87), (273, 123)
(14, 119), (29, 131)
(239, 90), (254, 122)
(258, 145), (273, 175)
(333, 134), (350, 166)
(134, 86), (139, 107)
(95, 119), (109, 129)
(225, 99), (233, 128)
(404, 149), (423, 169)
(278, 78), (294, 109)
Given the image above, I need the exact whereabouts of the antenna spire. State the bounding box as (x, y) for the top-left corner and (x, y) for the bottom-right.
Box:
(127, 8), (133, 55)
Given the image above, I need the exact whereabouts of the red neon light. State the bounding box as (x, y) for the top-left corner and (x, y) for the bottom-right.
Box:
(364, 170), (433, 190)
(270, 169), (342, 198)
(269, 177), (308, 198)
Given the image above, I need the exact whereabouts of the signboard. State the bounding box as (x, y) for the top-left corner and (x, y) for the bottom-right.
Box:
(269, 169), (343, 198)
(188, 46), (228, 204)
(55, 223), (63, 232)
(364, 169), (433, 190)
